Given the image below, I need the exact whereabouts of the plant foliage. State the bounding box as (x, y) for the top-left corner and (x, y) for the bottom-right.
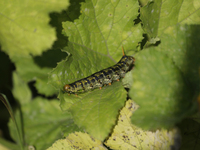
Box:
(0, 0), (200, 149)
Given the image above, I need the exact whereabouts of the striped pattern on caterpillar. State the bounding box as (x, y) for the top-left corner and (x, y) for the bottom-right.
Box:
(64, 47), (135, 95)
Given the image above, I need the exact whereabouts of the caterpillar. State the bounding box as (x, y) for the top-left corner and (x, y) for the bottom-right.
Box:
(64, 47), (135, 95)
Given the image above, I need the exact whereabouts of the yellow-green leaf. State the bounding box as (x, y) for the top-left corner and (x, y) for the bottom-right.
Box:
(105, 100), (180, 150)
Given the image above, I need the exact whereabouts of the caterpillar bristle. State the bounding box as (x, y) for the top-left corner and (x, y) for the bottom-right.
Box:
(122, 46), (125, 56)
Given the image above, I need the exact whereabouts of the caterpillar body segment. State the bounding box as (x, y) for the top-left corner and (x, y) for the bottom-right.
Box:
(64, 48), (135, 94)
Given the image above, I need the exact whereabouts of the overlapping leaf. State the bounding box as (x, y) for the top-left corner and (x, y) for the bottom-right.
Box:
(105, 100), (180, 150)
(8, 97), (74, 150)
(130, 0), (200, 130)
(0, 137), (19, 150)
(12, 72), (32, 105)
(0, 0), (69, 58)
(61, 81), (127, 140)
(62, 0), (143, 60)
(141, 0), (200, 39)
(129, 49), (196, 129)
(158, 24), (200, 89)
(10, 69), (81, 149)
(0, 0), (71, 98)
(12, 55), (58, 97)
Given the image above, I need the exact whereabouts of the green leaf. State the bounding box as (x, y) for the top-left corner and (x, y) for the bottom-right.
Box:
(49, 0), (85, 50)
(13, 54), (58, 97)
(122, 71), (134, 88)
(105, 100), (180, 150)
(12, 72), (31, 105)
(178, 0), (200, 24)
(13, 56), (49, 82)
(61, 119), (83, 138)
(8, 97), (75, 150)
(158, 24), (200, 90)
(62, 0), (143, 60)
(138, 0), (150, 6)
(0, 137), (19, 150)
(34, 77), (58, 97)
(59, 81), (127, 140)
(129, 49), (196, 129)
(138, 0), (200, 130)
(0, 0), (70, 58)
(140, 0), (162, 38)
(63, 0), (85, 22)
(140, 0), (200, 39)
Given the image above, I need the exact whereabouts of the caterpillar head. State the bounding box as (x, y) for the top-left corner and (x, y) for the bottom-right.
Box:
(64, 84), (74, 94)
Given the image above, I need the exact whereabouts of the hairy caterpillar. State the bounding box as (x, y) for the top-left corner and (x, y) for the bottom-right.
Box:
(64, 47), (135, 95)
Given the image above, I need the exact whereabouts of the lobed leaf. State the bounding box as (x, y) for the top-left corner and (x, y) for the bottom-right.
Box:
(8, 97), (75, 150)
(140, 0), (162, 39)
(158, 24), (200, 90)
(0, 0), (70, 58)
(59, 81), (127, 140)
(62, 0), (143, 60)
(12, 52), (61, 97)
(131, 1), (200, 130)
(140, 0), (200, 39)
(105, 100), (180, 150)
(12, 72), (32, 105)
(129, 49), (196, 129)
